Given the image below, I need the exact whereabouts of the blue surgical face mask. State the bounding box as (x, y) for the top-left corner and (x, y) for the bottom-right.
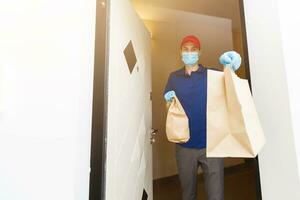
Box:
(181, 52), (199, 66)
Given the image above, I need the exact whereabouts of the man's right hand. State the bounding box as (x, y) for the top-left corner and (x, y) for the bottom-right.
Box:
(164, 90), (176, 102)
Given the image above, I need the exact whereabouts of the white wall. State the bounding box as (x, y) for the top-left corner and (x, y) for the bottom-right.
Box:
(0, 1), (96, 200)
(277, 0), (300, 182)
(243, 0), (300, 199)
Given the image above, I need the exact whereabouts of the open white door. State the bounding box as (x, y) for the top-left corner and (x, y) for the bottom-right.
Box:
(105, 0), (153, 199)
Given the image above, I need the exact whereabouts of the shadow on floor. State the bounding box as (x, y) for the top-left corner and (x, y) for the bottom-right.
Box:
(153, 159), (258, 200)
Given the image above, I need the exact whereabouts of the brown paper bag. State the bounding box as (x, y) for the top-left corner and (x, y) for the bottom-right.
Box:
(166, 95), (190, 143)
(207, 67), (265, 157)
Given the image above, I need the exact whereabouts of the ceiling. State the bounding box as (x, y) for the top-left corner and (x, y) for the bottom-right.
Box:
(132, 0), (242, 30)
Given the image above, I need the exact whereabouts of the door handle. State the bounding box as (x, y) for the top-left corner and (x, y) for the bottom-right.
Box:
(150, 137), (155, 144)
(151, 128), (158, 136)
(150, 128), (158, 144)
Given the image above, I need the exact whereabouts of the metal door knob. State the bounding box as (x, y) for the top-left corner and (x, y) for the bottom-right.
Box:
(150, 137), (155, 144)
(151, 128), (158, 136)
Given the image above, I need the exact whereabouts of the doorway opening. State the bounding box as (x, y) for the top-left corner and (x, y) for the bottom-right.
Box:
(131, 0), (262, 199)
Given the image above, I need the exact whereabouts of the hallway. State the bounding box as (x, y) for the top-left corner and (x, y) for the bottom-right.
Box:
(154, 159), (258, 200)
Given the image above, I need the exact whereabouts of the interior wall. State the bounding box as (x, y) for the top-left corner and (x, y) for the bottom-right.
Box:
(132, 0), (242, 30)
(131, 0), (247, 80)
(0, 1), (96, 200)
(232, 30), (246, 78)
(277, 0), (300, 182)
(133, 5), (245, 179)
(243, 0), (300, 199)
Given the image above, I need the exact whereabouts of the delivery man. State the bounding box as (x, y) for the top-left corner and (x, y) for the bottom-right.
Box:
(163, 35), (241, 200)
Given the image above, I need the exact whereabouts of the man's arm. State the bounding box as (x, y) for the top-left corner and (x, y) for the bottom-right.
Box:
(219, 51), (242, 72)
(163, 73), (175, 112)
(207, 50), (242, 73)
(164, 91), (175, 111)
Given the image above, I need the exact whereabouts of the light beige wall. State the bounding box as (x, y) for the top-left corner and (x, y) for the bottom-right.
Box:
(232, 30), (246, 78)
(136, 6), (245, 179)
(132, 0), (242, 30)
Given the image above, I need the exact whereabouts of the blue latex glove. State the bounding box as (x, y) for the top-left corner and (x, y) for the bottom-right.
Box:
(219, 51), (241, 71)
(164, 90), (176, 102)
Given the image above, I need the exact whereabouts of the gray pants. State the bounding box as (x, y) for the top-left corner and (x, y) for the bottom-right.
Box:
(175, 144), (224, 200)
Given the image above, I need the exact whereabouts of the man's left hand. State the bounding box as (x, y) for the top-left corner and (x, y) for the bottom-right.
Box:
(219, 51), (241, 71)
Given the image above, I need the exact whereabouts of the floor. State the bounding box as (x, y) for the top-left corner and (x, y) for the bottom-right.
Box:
(153, 159), (259, 200)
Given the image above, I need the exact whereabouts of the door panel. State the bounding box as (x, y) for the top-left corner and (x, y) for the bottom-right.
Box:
(105, 0), (152, 199)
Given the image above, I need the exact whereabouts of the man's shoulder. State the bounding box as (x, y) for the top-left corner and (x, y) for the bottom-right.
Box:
(168, 65), (222, 77)
(171, 67), (185, 75)
(168, 67), (185, 78)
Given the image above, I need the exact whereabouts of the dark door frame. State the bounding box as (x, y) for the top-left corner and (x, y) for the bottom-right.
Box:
(239, 0), (262, 199)
(89, 0), (109, 200)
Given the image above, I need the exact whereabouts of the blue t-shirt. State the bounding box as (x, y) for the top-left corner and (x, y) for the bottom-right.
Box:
(164, 64), (218, 149)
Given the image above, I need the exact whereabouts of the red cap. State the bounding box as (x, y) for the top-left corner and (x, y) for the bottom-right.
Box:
(180, 35), (201, 49)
